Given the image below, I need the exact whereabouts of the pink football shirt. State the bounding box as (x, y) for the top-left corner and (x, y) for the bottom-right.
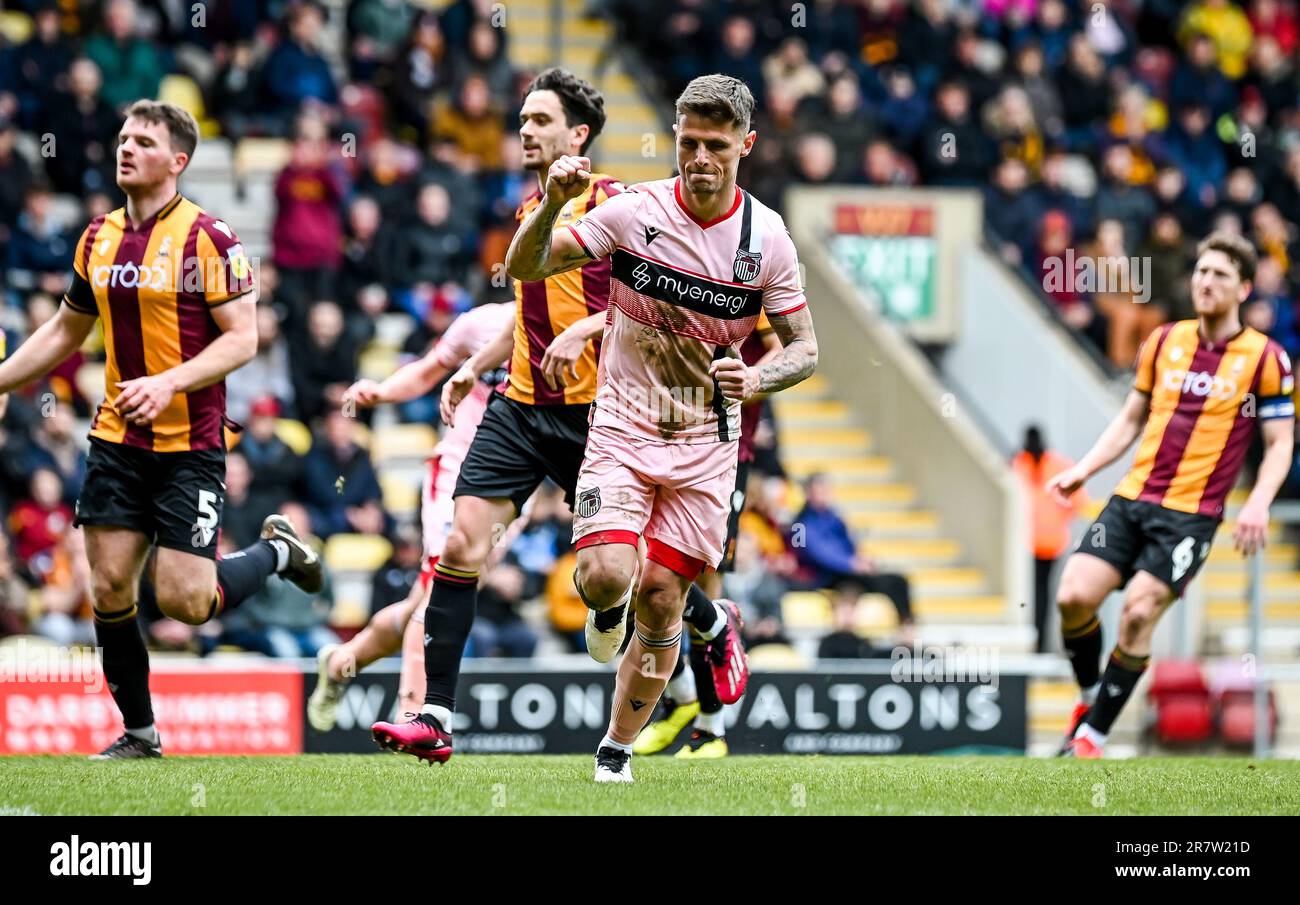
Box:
(567, 177), (805, 443)
(429, 301), (514, 464)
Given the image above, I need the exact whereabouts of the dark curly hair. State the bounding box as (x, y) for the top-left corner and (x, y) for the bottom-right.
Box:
(524, 68), (606, 154)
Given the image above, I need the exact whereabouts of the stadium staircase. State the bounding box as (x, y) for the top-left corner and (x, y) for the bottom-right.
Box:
(506, 0), (673, 185)
(772, 376), (1014, 643)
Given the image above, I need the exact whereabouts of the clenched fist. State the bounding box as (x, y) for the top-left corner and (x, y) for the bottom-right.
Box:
(546, 155), (592, 206)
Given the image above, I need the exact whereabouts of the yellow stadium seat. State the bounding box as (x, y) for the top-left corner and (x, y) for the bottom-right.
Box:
(234, 137), (292, 180)
(324, 533), (393, 572)
(0, 11), (33, 43)
(329, 598), (370, 629)
(371, 423), (437, 464)
(781, 590), (831, 630)
(380, 473), (420, 516)
(158, 74), (219, 137)
(746, 644), (807, 669)
(358, 345), (398, 381)
(274, 418), (313, 456)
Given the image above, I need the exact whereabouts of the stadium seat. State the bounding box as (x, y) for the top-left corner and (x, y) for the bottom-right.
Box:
(274, 418), (313, 456)
(370, 423), (437, 465)
(380, 472), (419, 517)
(1145, 660), (1213, 747)
(1210, 661), (1278, 749)
(158, 74), (219, 137)
(358, 344), (398, 381)
(781, 590), (831, 631)
(323, 533), (393, 573)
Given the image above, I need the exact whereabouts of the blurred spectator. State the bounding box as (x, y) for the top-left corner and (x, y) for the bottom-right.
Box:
(24, 402), (86, 507)
(33, 526), (94, 646)
(803, 75), (875, 179)
(1012, 41), (1064, 139)
(877, 66), (929, 150)
(0, 530), (30, 638)
(338, 195), (392, 314)
(985, 157), (1044, 266)
(262, 1), (338, 121)
(388, 12), (453, 142)
(1139, 211), (1196, 322)
(713, 17), (767, 106)
(1056, 34), (1110, 151)
(457, 20), (515, 100)
(793, 134), (838, 185)
(213, 503), (338, 657)
(762, 37), (825, 105)
(1088, 218), (1163, 367)
(509, 481), (570, 599)
(347, 0), (416, 82)
(1012, 425), (1087, 652)
(302, 407), (388, 538)
(221, 451), (266, 549)
(394, 183), (473, 294)
(238, 396), (303, 517)
(791, 473), (914, 628)
(1094, 144), (1158, 253)
(862, 138), (918, 186)
(818, 589), (886, 660)
(722, 527), (785, 628)
(1179, 0), (1256, 80)
(272, 114), (347, 310)
(83, 0), (166, 113)
(1, 2), (73, 131)
(545, 549), (586, 652)
(228, 305), (297, 425)
(7, 185), (76, 294)
(983, 85), (1046, 177)
(9, 468), (71, 581)
(370, 525), (422, 611)
(433, 74), (505, 173)
(466, 562), (537, 658)
(1246, 256), (1299, 359)
(917, 80), (993, 186)
(292, 300), (360, 423)
(1170, 32), (1238, 119)
(0, 118), (34, 251)
(1248, 0), (1299, 55)
(20, 292), (89, 416)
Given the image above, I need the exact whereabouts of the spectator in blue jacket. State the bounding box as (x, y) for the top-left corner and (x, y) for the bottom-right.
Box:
(1165, 103), (1228, 212)
(302, 406), (389, 538)
(263, 2), (338, 122)
(790, 473), (914, 626)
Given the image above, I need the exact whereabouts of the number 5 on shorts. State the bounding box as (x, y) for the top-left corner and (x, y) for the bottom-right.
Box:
(192, 490), (219, 548)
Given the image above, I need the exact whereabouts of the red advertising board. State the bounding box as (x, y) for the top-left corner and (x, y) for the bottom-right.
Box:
(0, 668), (303, 755)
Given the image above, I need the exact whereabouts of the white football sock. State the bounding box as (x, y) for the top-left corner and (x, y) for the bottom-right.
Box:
(695, 602), (726, 641)
(695, 709), (726, 736)
(599, 734), (633, 754)
(419, 704), (453, 729)
(268, 539), (290, 572)
(667, 665), (697, 703)
(1076, 723), (1108, 746)
(126, 724), (158, 745)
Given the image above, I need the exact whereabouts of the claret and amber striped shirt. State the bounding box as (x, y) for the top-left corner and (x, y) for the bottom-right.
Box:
(62, 194), (255, 452)
(1116, 320), (1295, 518)
(506, 174), (622, 406)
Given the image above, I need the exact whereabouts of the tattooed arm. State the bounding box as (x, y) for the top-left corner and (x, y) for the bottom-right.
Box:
(711, 307), (819, 401)
(505, 154), (596, 281)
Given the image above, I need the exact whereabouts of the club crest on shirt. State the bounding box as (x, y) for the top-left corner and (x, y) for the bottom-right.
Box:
(733, 248), (761, 284)
(576, 487), (601, 519)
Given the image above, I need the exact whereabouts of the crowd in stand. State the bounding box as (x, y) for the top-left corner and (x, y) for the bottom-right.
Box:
(624, 0), (1300, 372)
(8, 0), (1295, 660)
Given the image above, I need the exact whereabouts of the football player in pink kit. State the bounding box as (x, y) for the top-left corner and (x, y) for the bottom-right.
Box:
(307, 301), (514, 731)
(506, 74), (819, 782)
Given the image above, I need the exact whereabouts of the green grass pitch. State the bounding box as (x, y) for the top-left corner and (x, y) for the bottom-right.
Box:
(3, 755), (1298, 815)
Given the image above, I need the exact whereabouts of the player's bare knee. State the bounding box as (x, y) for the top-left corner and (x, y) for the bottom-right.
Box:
(1056, 580), (1101, 618)
(634, 583), (683, 632)
(89, 568), (136, 612)
(575, 557), (635, 610)
(156, 584), (214, 626)
(440, 527), (490, 571)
